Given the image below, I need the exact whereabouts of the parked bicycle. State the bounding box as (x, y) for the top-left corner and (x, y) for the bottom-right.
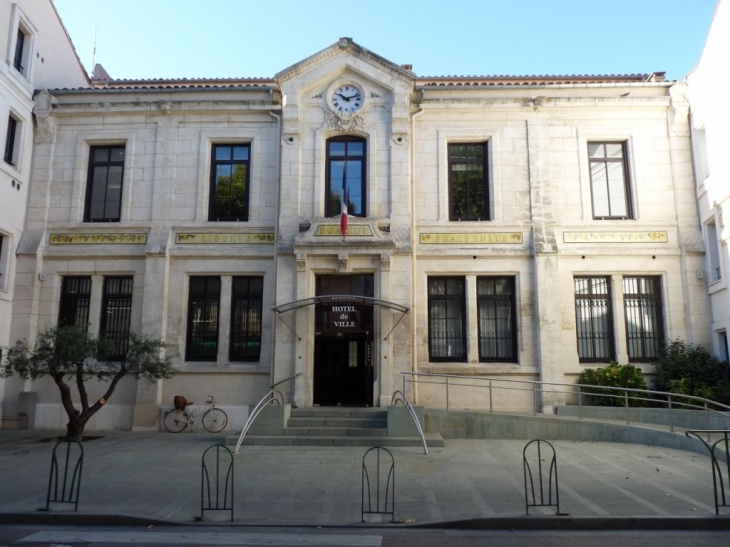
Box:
(163, 395), (228, 433)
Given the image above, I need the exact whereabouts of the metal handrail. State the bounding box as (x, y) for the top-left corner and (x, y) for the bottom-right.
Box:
(234, 389), (284, 454)
(391, 390), (428, 455)
(270, 372), (301, 390)
(401, 372), (730, 433)
(234, 372), (302, 454)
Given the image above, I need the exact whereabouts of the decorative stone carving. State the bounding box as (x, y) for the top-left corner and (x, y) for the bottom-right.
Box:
(338, 252), (349, 273)
(34, 115), (55, 144)
(326, 111), (367, 132)
(380, 252), (391, 272)
(296, 253), (307, 272)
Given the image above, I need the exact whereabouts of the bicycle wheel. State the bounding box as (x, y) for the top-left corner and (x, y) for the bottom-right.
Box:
(202, 407), (228, 433)
(163, 409), (188, 433)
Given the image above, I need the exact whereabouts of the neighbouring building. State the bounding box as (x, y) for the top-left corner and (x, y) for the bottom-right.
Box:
(688, 0), (730, 364)
(1, 36), (710, 431)
(0, 0), (88, 429)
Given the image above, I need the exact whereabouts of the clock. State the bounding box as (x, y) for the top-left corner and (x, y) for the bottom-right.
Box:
(330, 84), (363, 114)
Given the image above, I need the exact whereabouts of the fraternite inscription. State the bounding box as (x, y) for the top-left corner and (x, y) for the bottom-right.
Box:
(176, 233), (275, 244)
(420, 233), (523, 244)
(563, 231), (668, 243)
(49, 233), (147, 245)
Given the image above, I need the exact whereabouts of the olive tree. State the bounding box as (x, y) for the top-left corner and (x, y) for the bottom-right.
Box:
(1, 325), (175, 440)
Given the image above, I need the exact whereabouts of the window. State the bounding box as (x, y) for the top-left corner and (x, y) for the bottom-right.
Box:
(588, 142), (632, 219)
(706, 219), (722, 282)
(100, 277), (133, 361)
(428, 277), (466, 362)
(449, 142), (489, 220)
(574, 277), (615, 362)
(477, 277), (516, 361)
(85, 145), (125, 222)
(326, 137), (365, 218)
(4, 115), (18, 166)
(186, 277), (220, 361)
(13, 28), (26, 74)
(623, 276), (664, 362)
(229, 277), (263, 361)
(58, 277), (92, 328)
(210, 144), (250, 221)
(0, 235), (6, 289)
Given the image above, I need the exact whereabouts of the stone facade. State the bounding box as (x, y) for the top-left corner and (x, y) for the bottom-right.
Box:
(2, 37), (711, 430)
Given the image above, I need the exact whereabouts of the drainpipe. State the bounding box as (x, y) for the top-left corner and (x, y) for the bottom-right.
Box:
(410, 106), (424, 403)
(268, 110), (282, 388)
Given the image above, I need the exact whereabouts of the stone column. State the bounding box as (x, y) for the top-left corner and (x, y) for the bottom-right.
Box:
(526, 115), (565, 411)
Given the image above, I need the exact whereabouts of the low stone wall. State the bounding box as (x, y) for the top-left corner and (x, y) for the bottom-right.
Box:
(424, 409), (714, 456)
(555, 405), (730, 430)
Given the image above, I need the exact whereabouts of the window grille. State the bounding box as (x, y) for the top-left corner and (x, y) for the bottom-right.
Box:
(229, 277), (263, 361)
(574, 277), (615, 362)
(623, 276), (664, 362)
(477, 276), (516, 362)
(100, 277), (133, 360)
(428, 277), (466, 362)
(186, 277), (220, 361)
(58, 277), (92, 329)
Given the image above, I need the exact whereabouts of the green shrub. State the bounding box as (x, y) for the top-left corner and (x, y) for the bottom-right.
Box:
(652, 339), (730, 405)
(578, 362), (649, 406)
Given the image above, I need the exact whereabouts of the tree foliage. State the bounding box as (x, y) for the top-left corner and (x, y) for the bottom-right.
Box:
(652, 339), (730, 405)
(577, 362), (649, 407)
(1, 325), (175, 439)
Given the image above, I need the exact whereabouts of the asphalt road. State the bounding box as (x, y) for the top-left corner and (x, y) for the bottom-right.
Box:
(0, 525), (729, 547)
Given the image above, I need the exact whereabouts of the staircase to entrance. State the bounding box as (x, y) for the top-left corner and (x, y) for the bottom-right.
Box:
(226, 406), (444, 448)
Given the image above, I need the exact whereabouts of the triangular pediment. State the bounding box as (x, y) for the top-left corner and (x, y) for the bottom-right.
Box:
(275, 37), (415, 85)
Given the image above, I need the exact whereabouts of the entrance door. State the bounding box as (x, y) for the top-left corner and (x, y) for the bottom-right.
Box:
(313, 332), (372, 407)
(313, 274), (375, 407)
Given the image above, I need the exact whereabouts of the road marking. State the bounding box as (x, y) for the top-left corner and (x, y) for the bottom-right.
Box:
(19, 531), (383, 546)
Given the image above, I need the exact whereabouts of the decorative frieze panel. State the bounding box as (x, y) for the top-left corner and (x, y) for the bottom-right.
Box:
(49, 233), (147, 245)
(420, 232), (523, 245)
(563, 231), (668, 244)
(175, 233), (275, 244)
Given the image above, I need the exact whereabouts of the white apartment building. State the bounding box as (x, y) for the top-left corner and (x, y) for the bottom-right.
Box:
(1, 37), (710, 431)
(688, 0), (730, 364)
(0, 0), (88, 428)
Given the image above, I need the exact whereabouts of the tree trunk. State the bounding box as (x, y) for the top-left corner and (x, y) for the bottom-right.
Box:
(65, 415), (87, 441)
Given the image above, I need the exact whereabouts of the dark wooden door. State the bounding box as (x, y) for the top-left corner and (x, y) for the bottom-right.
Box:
(314, 332), (372, 406)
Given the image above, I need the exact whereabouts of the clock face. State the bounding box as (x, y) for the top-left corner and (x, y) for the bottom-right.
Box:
(331, 84), (363, 114)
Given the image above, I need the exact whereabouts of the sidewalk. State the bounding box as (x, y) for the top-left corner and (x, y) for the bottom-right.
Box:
(0, 428), (727, 527)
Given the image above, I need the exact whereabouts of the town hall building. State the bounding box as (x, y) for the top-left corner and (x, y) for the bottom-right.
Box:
(1, 36), (711, 431)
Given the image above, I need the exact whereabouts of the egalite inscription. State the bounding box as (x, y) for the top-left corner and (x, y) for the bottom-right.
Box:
(49, 233), (147, 245)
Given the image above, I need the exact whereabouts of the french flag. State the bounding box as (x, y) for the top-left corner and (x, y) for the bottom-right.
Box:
(340, 180), (348, 239)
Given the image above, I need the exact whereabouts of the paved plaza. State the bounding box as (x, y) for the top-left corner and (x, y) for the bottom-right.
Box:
(0, 428), (727, 527)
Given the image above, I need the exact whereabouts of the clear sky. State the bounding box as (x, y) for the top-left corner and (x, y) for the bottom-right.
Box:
(53, 0), (717, 81)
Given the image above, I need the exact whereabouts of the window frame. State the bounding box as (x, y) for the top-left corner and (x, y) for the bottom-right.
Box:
(209, 143), (251, 221)
(100, 277), (134, 361)
(622, 276), (665, 363)
(427, 276), (467, 362)
(325, 136), (367, 218)
(4, 114), (19, 167)
(573, 276), (616, 363)
(587, 141), (633, 220)
(229, 276), (264, 362)
(58, 276), (92, 329)
(185, 276), (221, 362)
(706, 219), (722, 283)
(448, 141), (490, 221)
(84, 145), (126, 222)
(477, 276), (517, 362)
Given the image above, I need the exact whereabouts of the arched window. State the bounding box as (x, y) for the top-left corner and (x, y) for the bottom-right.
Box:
(325, 136), (366, 218)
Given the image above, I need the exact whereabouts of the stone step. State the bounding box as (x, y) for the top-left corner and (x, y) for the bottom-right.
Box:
(283, 426), (388, 437)
(290, 408), (387, 419)
(287, 417), (387, 429)
(227, 433), (444, 448)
